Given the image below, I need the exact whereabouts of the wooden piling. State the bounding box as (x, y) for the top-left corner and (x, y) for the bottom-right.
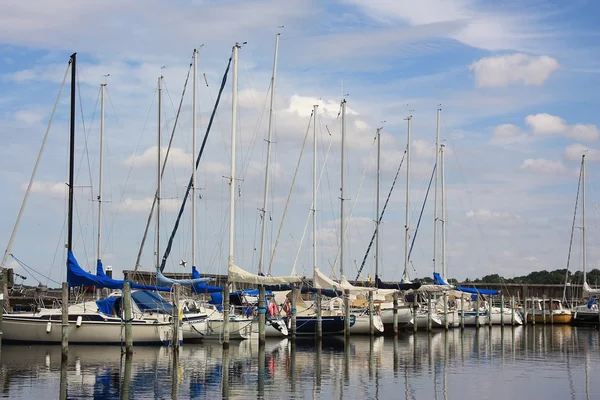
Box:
(531, 299), (535, 325)
(173, 283), (181, 350)
(511, 296), (515, 326)
(223, 283), (230, 349)
(316, 289), (322, 339)
(258, 286), (266, 345)
(368, 290), (374, 336)
(476, 295), (480, 329)
(427, 292), (432, 331)
(413, 294), (418, 333)
(0, 271), (4, 348)
(123, 281), (133, 354)
(61, 282), (68, 360)
(443, 292), (448, 330)
(460, 295), (465, 330)
(291, 288), (297, 339)
(500, 294), (504, 327)
(392, 291), (399, 336)
(344, 289), (350, 338)
(542, 296), (546, 325)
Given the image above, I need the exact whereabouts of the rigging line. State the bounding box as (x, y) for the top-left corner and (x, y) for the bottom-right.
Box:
(159, 56), (232, 272)
(10, 254), (61, 286)
(408, 164), (436, 262)
(354, 149), (407, 281)
(563, 161), (583, 302)
(267, 111), (312, 275)
(134, 62), (192, 271)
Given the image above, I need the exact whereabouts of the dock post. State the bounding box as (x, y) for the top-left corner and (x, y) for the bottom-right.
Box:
(173, 283), (181, 350)
(443, 292), (448, 330)
(0, 271), (4, 348)
(427, 292), (432, 331)
(511, 296), (515, 326)
(476, 295), (480, 329)
(460, 295), (465, 330)
(489, 298), (493, 328)
(413, 294), (418, 333)
(123, 281), (133, 354)
(368, 290), (374, 336)
(291, 288), (297, 340)
(223, 283), (230, 349)
(531, 300), (535, 325)
(316, 289), (322, 339)
(258, 285), (266, 345)
(551, 298), (554, 325)
(500, 294), (504, 327)
(542, 296), (546, 325)
(392, 291), (399, 336)
(61, 282), (69, 360)
(344, 289), (350, 338)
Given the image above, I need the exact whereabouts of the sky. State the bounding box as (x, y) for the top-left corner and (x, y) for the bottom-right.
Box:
(1, 0), (600, 287)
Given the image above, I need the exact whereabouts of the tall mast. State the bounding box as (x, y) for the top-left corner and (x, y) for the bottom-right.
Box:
(375, 127), (382, 284)
(340, 99), (347, 277)
(192, 49), (198, 271)
(403, 115), (412, 281)
(312, 104), (318, 281)
(258, 33), (280, 275)
(440, 143), (447, 280)
(229, 44), (240, 272)
(156, 76), (162, 270)
(68, 53), (77, 252)
(582, 154), (587, 284)
(433, 108), (441, 275)
(97, 83), (106, 263)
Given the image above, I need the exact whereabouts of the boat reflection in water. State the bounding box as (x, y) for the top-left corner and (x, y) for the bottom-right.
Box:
(0, 325), (599, 399)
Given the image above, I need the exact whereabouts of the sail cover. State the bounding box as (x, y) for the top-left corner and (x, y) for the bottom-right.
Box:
(191, 266), (223, 293)
(155, 266), (212, 287)
(314, 268), (378, 294)
(376, 276), (421, 291)
(67, 252), (171, 292)
(228, 264), (301, 285)
(455, 286), (499, 295)
(583, 281), (600, 297)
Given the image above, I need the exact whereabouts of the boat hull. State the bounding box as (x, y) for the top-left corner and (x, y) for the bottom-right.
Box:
(349, 314), (384, 335)
(380, 307), (413, 332)
(2, 315), (171, 345)
(526, 313), (572, 324)
(571, 310), (600, 325)
(283, 315), (355, 336)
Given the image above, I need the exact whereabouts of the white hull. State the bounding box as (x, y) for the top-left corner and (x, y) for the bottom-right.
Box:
(380, 307), (413, 327)
(250, 319), (289, 338)
(457, 311), (489, 326)
(2, 315), (172, 345)
(489, 307), (523, 325)
(439, 310), (460, 328)
(349, 314), (384, 335)
(200, 318), (253, 340)
(406, 312), (443, 329)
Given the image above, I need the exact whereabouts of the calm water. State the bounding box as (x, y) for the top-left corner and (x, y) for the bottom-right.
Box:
(0, 326), (598, 399)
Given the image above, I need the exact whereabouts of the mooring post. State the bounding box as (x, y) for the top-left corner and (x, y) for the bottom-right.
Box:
(291, 288), (297, 340)
(123, 281), (133, 354)
(427, 292), (432, 331)
(223, 283), (230, 349)
(344, 289), (351, 338)
(392, 291), (399, 336)
(476, 295), (480, 329)
(173, 283), (181, 350)
(258, 285), (266, 345)
(460, 295), (465, 330)
(316, 288), (322, 339)
(511, 296), (515, 326)
(0, 270), (4, 348)
(368, 290), (374, 336)
(531, 300), (535, 325)
(443, 292), (448, 330)
(542, 296), (547, 325)
(550, 298), (554, 325)
(413, 294), (418, 333)
(61, 282), (69, 360)
(500, 294), (504, 327)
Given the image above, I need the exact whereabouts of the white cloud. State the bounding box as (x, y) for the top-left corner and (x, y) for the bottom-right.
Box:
(568, 124), (600, 142)
(490, 124), (531, 147)
(23, 181), (66, 198)
(412, 139), (452, 159)
(564, 143), (600, 162)
(525, 113), (567, 135)
(469, 53), (559, 88)
(116, 197), (180, 213)
(122, 146), (192, 168)
(520, 158), (566, 174)
(465, 209), (519, 220)
(493, 124), (520, 138)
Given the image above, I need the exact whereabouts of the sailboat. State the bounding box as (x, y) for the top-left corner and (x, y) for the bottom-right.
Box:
(2, 54), (173, 345)
(571, 154), (599, 325)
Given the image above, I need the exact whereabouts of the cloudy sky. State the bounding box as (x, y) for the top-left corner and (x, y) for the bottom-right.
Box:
(1, 0), (599, 287)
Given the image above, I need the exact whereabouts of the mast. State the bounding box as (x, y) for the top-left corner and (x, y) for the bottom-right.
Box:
(258, 33), (280, 275)
(433, 108), (440, 275)
(156, 76), (162, 270)
(403, 115), (412, 281)
(68, 53), (76, 252)
(312, 105), (318, 281)
(229, 44), (240, 273)
(375, 127), (382, 284)
(340, 99), (347, 277)
(192, 49), (198, 271)
(440, 143), (447, 280)
(97, 83), (106, 263)
(582, 154), (587, 284)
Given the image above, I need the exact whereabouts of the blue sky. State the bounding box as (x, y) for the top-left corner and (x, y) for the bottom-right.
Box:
(1, 0), (600, 286)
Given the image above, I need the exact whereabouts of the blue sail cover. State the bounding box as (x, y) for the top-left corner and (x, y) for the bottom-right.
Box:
(156, 266), (212, 287)
(67, 252), (171, 292)
(95, 297), (118, 316)
(456, 286), (499, 296)
(191, 266), (223, 294)
(433, 272), (450, 286)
